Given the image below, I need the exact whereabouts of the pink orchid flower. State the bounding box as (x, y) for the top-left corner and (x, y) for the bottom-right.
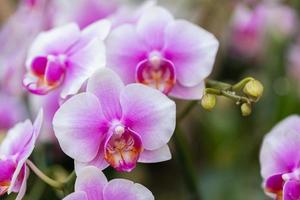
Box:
(229, 3), (266, 59)
(0, 0), (51, 95)
(0, 92), (26, 133)
(261, 3), (297, 39)
(109, 0), (157, 28)
(106, 6), (219, 100)
(53, 68), (175, 172)
(63, 166), (154, 200)
(23, 20), (110, 98)
(0, 111), (43, 200)
(52, 0), (118, 29)
(260, 115), (300, 200)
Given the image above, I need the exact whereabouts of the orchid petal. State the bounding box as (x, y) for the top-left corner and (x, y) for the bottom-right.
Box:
(75, 166), (107, 200)
(106, 25), (147, 84)
(53, 93), (107, 162)
(164, 20), (219, 87)
(87, 68), (124, 121)
(139, 145), (171, 163)
(136, 6), (173, 50)
(120, 84), (176, 150)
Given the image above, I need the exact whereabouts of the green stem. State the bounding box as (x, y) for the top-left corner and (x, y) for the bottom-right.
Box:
(177, 101), (198, 121)
(206, 77), (255, 93)
(62, 171), (76, 196)
(64, 171), (76, 184)
(231, 77), (254, 91)
(174, 127), (201, 200)
(26, 160), (76, 192)
(205, 88), (251, 104)
(174, 101), (202, 200)
(205, 79), (231, 90)
(26, 160), (63, 190)
(221, 90), (251, 104)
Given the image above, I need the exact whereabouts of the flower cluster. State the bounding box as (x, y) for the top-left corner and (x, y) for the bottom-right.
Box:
(0, 1), (220, 199)
(1, 0), (280, 199)
(229, 1), (297, 59)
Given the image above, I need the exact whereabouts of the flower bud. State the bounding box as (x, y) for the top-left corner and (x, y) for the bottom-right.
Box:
(243, 80), (264, 99)
(241, 103), (252, 116)
(201, 94), (216, 111)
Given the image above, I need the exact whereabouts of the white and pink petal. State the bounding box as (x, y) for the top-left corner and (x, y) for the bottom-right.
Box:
(87, 68), (124, 121)
(139, 145), (171, 163)
(136, 6), (173, 50)
(106, 25), (148, 84)
(103, 179), (154, 200)
(260, 116), (300, 179)
(75, 166), (107, 200)
(164, 20), (219, 87)
(53, 93), (107, 163)
(120, 84), (176, 150)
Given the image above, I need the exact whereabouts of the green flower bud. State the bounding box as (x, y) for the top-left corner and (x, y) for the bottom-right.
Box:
(241, 103), (252, 116)
(243, 80), (264, 99)
(201, 94), (216, 111)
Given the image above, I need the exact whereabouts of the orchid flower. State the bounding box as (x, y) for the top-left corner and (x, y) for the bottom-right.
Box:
(23, 20), (110, 99)
(109, 0), (157, 28)
(106, 6), (219, 100)
(63, 166), (154, 200)
(229, 3), (265, 59)
(53, 68), (175, 172)
(0, 111), (43, 199)
(260, 115), (300, 200)
(0, 0), (51, 95)
(52, 0), (118, 29)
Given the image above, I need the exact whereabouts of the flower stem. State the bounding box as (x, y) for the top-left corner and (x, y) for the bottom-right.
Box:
(175, 101), (202, 200)
(177, 101), (198, 121)
(205, 77), (259, 104)
(26, 160), (64, 190)
(174, 126), (202, 200)
(62, 171), (76, 195)
(231, 77), (254, 91)
(26, 160), (76, 192)
(205, 79), (231, 90)
(64, 171), (76, 184)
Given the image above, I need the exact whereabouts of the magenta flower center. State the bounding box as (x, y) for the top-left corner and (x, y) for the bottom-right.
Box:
(0, 158), (16, 196)
(266, 168), (300, 199)
(104, 125), (143, 172)
(136, 53), (176, 94)
(26, 55), (67, 95)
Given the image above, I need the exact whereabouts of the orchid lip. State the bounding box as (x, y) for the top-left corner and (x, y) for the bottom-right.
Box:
(136, 56), (176, 94)
(104, 127), (143, 172)
(0, 158), (17, 196)
(0, 181), (10, 196)
(265, 169), (300, 200)
(25, 55), (67, 95)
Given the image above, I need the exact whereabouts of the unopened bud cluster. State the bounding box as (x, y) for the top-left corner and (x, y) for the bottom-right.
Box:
(202, 78), (264, 116)
(240, 79), (263, 116)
